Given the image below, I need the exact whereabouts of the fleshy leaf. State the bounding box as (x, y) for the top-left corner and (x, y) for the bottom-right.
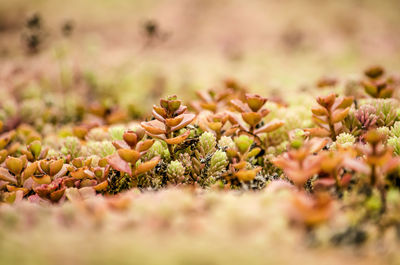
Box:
(165, 130), (191, 145)
(107, 153), (132, 176)
(134, 157), (160, 176)
(254, 120), (284, 134)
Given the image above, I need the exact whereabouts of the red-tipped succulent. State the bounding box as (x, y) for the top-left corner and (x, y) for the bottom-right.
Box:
(199, 112), (238, 140)
(107, 129), (160, 178)
(229, 93), (284, 142)
(273, 138), (328, 189)
(224, 135), (262, 183)
(65, 157), (109, 192)
(0, 155), (37, 201)
(141, 95), (196, 154)
(306, 93), (353, 140)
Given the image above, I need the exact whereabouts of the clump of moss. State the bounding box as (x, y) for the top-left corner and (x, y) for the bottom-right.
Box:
(106, 169), (134, 195)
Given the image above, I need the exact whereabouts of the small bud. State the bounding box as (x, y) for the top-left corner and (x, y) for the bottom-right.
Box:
(245, 94), (267, 112)
(234, 135), (253, 154)
(123, 131), (138, 147)
(29, 140), (42, 159)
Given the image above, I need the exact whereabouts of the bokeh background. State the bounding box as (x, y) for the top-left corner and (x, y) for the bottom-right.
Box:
(1, 0), (400, 113)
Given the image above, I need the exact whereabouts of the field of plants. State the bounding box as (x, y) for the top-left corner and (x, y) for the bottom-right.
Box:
(1, 0), (400, 264)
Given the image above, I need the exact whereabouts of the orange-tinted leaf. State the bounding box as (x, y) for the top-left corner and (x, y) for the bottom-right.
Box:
(152, 107), (166, 122)
(335, 96), (353, 109)
(107, 153), (132, 176)
(123, 131), (138, 147)
(118, 149), (141, 164)
(112, 140), (131, 150)
(6, 185), (29, 196)
(254, 120), (284, 134)
(312, 115), (329, 125)
(316, 93), (336, 108)
(153, 105), (167, 118)
(50, 187), (66, 202)
(245, 94), (267, 112)
(136, 139), (155, 152)
(134, 157), (160, 176)
(200, 102), (217, 112)
(230, 99), (250, 112)
(50, 159), (64, 176)
(241, 112), (262, 127)
(331, 107), (350, 123)
(165, 116), (184, 127)
(171, 113), (196, 131)
(235, 167), (261, 182)
(342, 158), (370, 174)
(141, 120), (166, 135)
(207, 121), (223, 132)
(304, 127), (331, 137)
(32, 174), (51, 185)
(70, 168), (86, 179)
(165, 130), (191, 145)
(311, 106), (328, 116)
(93, 180), (108, 191)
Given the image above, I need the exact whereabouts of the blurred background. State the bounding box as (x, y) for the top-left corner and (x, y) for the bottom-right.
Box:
(1, 0), (400, 111)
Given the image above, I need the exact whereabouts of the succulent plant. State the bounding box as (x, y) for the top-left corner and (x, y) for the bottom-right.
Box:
(306, 93), (353, 140)
(223, 135), (262, 183)
(198, 132), (217, 156)
(343, 110), (362, 137)
(362, 65), (396, 98)
(64, 157), (109, 192)
(106, 129), (160, 181)
(21, 140), (48, 161)
(289, 191), (333, 228)
(191, 89), (232, 113)
(199, 112), (238, 140)
(314, 149), (364, 190)
(61, 136), (82, 159)
(371, 99), (398, 127)
(330, 132), (356, 150)
(387, 137), (400, 156)
(32, 178), (66, 203)
(208, 150), (228, 176)
(229, 93), (284, 143)
(141, 95), (196, 158)
(356, 130), (400, 212)
(167, 160), (185, 184)
(218, 136), (235, 149)
(0, 156), (37, 201)
(273, 138), (328, 189)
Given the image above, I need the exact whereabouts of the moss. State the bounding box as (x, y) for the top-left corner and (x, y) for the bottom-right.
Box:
(106, 169), (134, 195)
